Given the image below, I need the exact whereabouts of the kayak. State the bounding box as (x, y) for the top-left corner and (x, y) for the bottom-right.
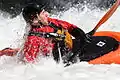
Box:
(88, 31), (120, 64)
(0, 31), (120, 65)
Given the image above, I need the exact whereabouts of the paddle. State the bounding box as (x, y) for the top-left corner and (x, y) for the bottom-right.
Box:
(88, 0), (120, 35)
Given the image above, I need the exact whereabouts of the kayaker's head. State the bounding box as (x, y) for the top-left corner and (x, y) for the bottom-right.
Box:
(22, 3), (49, 26)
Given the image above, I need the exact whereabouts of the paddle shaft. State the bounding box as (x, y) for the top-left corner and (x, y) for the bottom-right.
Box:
(88, 0), (120, 35)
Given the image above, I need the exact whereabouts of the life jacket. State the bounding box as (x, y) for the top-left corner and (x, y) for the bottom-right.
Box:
(29, 18), (73, 49)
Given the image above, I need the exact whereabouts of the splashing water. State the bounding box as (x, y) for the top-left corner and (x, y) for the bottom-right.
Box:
(0, 5), (120, 80)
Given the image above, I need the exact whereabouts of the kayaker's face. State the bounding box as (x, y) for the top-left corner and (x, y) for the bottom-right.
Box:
(31, 10), (49, 26)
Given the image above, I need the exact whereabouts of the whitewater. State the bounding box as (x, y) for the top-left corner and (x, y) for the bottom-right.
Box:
(0, 5), (120, 80)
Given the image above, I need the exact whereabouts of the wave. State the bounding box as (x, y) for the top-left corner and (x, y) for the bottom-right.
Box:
(0, 0), (116, 17)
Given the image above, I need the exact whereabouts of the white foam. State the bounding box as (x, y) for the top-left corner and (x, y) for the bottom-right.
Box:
(0, 6), (120, 80)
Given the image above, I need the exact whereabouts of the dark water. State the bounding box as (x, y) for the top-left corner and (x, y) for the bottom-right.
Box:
(0, 0), (116, 17)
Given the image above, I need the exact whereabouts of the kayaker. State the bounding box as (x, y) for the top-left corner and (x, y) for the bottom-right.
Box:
(0, 3), (119, 66)
(20, 3), (87, 63)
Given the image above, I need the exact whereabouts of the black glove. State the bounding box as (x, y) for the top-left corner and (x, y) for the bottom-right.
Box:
(87, 29), (96, 36)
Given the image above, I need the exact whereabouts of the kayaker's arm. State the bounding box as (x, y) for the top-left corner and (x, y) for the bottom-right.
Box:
(0, 48), (19, 56)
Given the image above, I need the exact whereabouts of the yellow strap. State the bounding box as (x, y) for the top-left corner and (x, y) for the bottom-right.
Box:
(57, 29), (64, 34)
(57, 29), (73, 49)
(56, 29), (64, 40)
(64, 31), (73, 49)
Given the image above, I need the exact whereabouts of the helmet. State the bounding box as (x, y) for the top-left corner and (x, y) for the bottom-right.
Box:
(22, 3), (45, 23)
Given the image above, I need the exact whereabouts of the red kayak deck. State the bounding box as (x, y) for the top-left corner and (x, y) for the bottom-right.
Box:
(89, 31), (120, 64)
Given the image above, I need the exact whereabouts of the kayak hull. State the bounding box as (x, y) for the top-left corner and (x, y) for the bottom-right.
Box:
(89, 31), (120, 64)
